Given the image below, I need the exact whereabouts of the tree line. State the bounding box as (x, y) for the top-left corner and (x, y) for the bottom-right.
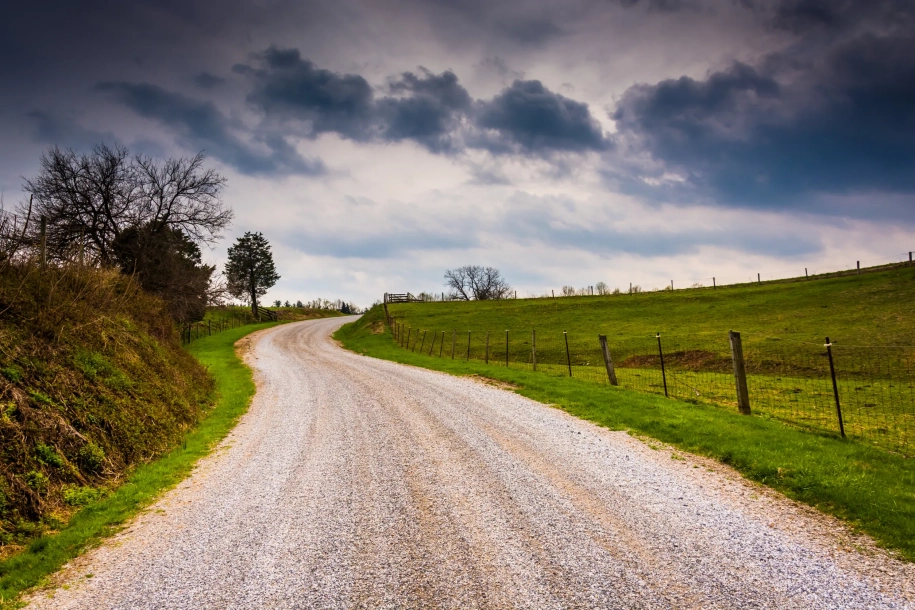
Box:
(16, 143), (347, 323)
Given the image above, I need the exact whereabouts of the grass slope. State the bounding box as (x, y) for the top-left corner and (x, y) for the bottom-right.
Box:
(337, 307), (915, 562)
(0, 322), (278, 607)
(388, 265), (915, 344)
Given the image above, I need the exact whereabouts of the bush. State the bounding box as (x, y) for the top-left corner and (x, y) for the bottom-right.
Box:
(24, 471), (49, 494)
(61, 485), (103, 506)
(1, 366), (22, 383)
(34, 444), (64, 468)
(78, 442), (106, 473)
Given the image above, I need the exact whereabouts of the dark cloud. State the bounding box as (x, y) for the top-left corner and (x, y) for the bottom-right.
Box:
(194, 72), (225, 89)
(26, 111), (117, 151)
(476, 80), (609, 153)
(96, 81), (324, 176)
(377, 70), (471, 152)
(610, 0), (915, 214)
(236, 50), (606, 157)
(241, 46), (376, 140)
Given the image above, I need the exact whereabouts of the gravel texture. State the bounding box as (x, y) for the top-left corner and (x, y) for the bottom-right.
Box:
(27, 317), (915, 609)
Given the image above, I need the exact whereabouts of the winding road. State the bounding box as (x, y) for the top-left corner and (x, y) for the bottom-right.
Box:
(29, 318), (914, 609)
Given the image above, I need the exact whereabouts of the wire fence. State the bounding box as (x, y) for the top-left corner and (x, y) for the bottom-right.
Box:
(389, 320), (915, 456)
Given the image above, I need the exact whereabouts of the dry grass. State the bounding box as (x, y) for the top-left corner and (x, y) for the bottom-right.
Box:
(0, 261), (212, 550)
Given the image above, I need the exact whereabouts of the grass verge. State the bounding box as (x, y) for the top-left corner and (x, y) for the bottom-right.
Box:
(337, 308), (915, 562)
(0, 322), (279, 608)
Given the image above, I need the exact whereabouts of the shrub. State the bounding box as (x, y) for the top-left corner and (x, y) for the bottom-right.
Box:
(34, 443), (64, 468)
(78, 442), (106, 473)
(61, 485), (103, 506)
(24, 471), (49, 494)
(1, 366), (23, 383)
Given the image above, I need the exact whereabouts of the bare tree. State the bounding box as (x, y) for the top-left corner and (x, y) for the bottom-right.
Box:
(444, 265), (511, 300)
(21, 144), (232, 322)
(22, 144), (231, 265)
(596, 281), (609, 295)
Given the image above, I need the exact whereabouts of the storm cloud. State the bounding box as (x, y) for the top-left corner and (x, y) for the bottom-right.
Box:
(96, 81), (324, 176)
(612, 0), (915, 214)
(2, 0), (913, 305)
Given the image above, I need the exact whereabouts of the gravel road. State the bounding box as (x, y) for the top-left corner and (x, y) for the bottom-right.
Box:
(28, 317), (914, 609)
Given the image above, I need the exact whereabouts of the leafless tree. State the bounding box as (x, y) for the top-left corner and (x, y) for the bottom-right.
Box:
(596, 281), (609, 295)
(444, 265), (511, 300)
(21, 144), (233, 322)
(21, 144), (231, 265)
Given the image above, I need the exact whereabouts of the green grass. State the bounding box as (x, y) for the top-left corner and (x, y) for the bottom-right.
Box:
(0, 322), (279, 608)
(388, 267), (915, 454)
(389, 265), (915, 344)
(337, 306), (915, 562)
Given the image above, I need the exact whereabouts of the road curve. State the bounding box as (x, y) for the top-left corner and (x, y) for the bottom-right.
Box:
(28, 317), (914, 609)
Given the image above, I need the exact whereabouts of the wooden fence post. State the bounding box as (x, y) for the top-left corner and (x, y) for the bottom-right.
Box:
(485, 331), (490, 364)
(729, 330), (751, 414)
(466, 331), (471, 361)
(505, 330), (509, 367)
(451, 329), (456, 360)
(440, 331), (445, 357)
(418, 330), (426, 353)
(564, 331), (572, 377)
(598, 335), (618, 386)
(825, 337), (846, 438)
(656, 333), (668, 397)
(406, 328), (411, 350)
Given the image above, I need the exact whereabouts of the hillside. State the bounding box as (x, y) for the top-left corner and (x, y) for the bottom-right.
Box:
(0, 263), (212, 555)
(388, 265), (915, 345)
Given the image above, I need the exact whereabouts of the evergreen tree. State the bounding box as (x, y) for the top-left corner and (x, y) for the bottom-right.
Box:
(225, 232), (280, 318)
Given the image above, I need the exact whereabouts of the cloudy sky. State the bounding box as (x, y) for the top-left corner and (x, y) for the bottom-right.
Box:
(2, 0), (913, 306)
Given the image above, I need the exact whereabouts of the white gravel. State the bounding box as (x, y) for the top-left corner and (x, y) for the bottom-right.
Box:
(26, 317), (915, 609)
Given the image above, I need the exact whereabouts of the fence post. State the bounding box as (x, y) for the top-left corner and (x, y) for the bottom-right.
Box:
(758, 273), (761, 284)
(856, 261), (860, 275)
(505, 330), (509, 367)
(670, 280), (673, 291)
(466, 331), (471, 361)
(598, 335), (618, 385)
(713, 277), (716, 289)
(531, 330), (537, 371)
(440, 331), (445, 357)
(825, 337), (846, 438)
(485, 331), (490, 364)
(451, 329), (456, 359)
(208, 321), (212, 336)
(564, 331), (572, 377)
(656, 333), (668, 398)
(406, 328), (412, 350)
(428, 330), (436, 355)
(418, 330), (426, 353)
(728, 330), (751, 414)
(805, 267), (808, 278)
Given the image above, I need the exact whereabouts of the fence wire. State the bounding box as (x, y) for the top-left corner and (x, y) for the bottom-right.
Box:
(388, 320), (915, 455)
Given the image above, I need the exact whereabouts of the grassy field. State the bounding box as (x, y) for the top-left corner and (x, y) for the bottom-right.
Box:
(387, 267), (915, 454)
(388, 265), (915, 343)
(336, 307), (915, 562)
(0, 322), (279, 608)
